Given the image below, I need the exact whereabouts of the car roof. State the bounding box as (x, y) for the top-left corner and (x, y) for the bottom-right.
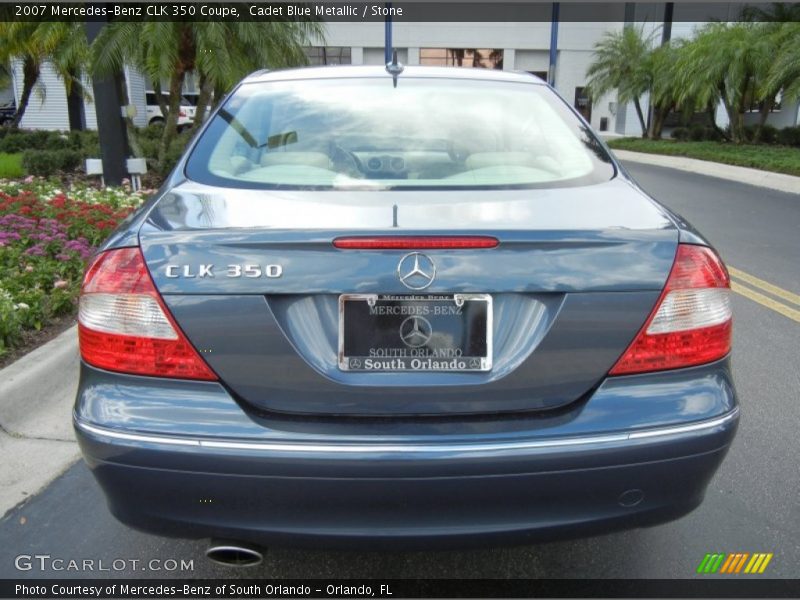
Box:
(242, 65), (546, 85)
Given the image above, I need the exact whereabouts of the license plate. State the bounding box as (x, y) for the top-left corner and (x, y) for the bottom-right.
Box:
(338, 294), (492, 372)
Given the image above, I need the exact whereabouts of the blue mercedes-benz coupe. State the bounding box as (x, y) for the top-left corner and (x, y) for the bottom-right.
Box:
(74, 66), (738, 565)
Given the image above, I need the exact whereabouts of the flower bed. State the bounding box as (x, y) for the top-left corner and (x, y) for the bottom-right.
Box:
(0, 178), (147, 357)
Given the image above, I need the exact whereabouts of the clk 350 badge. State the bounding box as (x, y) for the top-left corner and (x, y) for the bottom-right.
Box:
(165, 264), (283, 278)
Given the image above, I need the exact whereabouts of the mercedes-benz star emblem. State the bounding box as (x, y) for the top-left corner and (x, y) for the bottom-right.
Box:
(399, 316), (433, 348)
(397, 252), (436, 290)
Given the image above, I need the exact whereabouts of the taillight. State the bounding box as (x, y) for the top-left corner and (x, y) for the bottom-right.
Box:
(609, 244), (732, 376)
(78, 247), (217, 381)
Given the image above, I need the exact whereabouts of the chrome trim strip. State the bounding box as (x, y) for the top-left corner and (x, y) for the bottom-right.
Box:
(75, 408), (738, 455)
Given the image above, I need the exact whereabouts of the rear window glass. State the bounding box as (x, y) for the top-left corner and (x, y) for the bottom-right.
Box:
(185, 77), (614, 190)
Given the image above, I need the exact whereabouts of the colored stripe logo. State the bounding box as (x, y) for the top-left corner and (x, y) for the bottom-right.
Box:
(697, 553), (773, 574)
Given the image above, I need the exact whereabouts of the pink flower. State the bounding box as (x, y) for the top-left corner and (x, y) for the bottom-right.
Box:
(24, 176), (35, 183)
(53, 279), (69, 289)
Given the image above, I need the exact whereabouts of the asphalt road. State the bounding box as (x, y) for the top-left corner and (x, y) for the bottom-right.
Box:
(1, 162), (798, 580)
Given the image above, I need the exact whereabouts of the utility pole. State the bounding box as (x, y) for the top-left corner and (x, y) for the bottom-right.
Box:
(662, 2), (674, 44)
(645, 2), (674, 137)
(548, 3), (560, 87)
(84, 19), (128, 186)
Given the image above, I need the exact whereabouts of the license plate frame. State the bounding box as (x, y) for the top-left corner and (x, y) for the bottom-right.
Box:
(338, 293), (493, 372)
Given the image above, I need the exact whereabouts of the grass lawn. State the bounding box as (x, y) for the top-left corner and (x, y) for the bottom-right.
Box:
(0, 153), (24, 178)
(607, 138), (800, 178)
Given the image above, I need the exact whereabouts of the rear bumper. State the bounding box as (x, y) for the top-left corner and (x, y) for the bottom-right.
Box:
(76, 413), (736, 548)
(74, 359), (739, 548)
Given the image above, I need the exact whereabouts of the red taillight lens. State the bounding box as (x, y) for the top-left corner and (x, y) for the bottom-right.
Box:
(78, 248), (217, 381)
(333, 236), (499, 249)
(609, 244), (732, 376)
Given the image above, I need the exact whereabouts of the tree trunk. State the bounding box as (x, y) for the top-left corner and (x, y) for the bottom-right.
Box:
(157, 25), (195, 169)
(157, 68), (185, 169)
(706, 103), (728, 142)
(66, 69), (86, 131)
(153, 80), (169, 121)
(633, 97), (647, 137)
(754, 97), (775, 142)
(648, 106), (668, 140)
(211, 82), (227, 111)
(11, 58), (40, 129)
(190, 73), (213, 134)
(721, 97), (740, 144)
(727, 78), (752, 145)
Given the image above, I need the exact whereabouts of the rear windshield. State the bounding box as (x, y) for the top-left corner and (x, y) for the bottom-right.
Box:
(185, 77), (614, 190)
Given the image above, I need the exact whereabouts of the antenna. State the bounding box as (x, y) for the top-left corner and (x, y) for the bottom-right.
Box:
(385, 49), (404, 88)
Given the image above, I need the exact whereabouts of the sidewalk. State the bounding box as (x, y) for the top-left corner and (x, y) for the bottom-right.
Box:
(0, 326), (81, 517)
(612, 149), (800, 195)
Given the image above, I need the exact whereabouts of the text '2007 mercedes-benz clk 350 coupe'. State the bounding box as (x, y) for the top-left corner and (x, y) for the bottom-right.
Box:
(74, 65), (738, 565)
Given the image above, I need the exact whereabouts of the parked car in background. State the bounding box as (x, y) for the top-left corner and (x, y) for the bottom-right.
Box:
(74, 66), (738, 566)
(0, 102), (15, 127)
(145, 91), (195, 129)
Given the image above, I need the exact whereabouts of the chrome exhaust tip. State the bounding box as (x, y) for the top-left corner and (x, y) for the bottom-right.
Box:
(205, 540), (263, 568)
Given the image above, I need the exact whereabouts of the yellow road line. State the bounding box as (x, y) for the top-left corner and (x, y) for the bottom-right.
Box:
(731, 281), (800, 323)
(729, 267), (800, 307)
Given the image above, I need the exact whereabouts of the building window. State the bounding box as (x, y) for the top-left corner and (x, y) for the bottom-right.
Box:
(420, 48), (503, 69)
(305, 47), (352, 66)
(574, 87), (592, 122)
(747, 98), (782, 113)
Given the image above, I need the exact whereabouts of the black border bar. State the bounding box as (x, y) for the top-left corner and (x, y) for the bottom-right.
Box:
(3, 578), (800, 598)
(2, 2), (800, 22)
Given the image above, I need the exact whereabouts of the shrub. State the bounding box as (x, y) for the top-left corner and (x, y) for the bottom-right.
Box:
(689, 125), (707, 141)
(0, 130), (67, 154)
(21, 149), (82, 176)
(0, 130), (100, 171)
(138, 123), (165, 143)
(160, 129), (193, 175)
(776, 126), (800, 147)
(67, 130), (100, 156)
(755, 124), (778, 145)
(135, 124), (192, 176)
(671, 127), (689, 141)
(704, 126), (723, 142)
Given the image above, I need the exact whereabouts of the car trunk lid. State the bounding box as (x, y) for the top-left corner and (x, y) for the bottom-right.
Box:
(138, 179), (678, 416)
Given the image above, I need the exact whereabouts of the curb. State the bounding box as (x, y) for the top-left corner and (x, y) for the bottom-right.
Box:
(0, 325), (81, 517)
(612, 149), (800, 195)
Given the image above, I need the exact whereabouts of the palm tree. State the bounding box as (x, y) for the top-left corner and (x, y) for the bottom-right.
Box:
(765, 22), (800, 105)
(0, 23), (88, 129)
(644, 41), (681, 139)
(34, 23), (90, 130)
(740, 4), (800, 137)
(92, 21), (324, 168)
(585, 25), (656, 136)
(0, 23), (45, 128)
(673, 23), (770, 144)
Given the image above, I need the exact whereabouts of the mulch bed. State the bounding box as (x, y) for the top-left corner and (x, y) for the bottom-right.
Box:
(0, 312), (77, 370)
